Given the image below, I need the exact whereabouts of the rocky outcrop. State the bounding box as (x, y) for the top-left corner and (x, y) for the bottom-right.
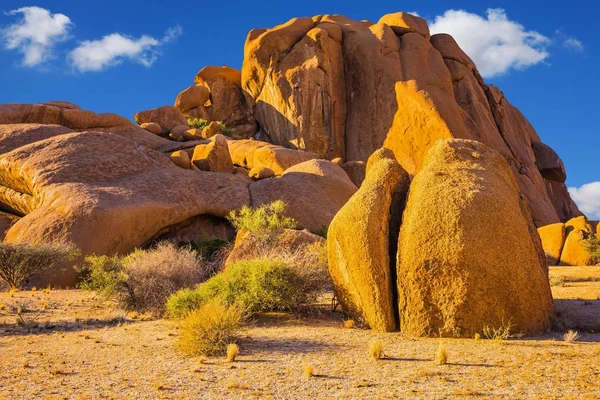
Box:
(134, 106), (188, 135)
(328, 148), (410, 331)
(0, 128), (249, 286)
(397, 139), (553, 337)
(241, 14), (580, 226)
(186, 66), (257, 139)
(250, 160), (357, 232)
(0, 103), (170, 151)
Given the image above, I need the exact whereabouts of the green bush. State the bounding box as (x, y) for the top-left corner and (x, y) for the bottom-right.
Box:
(187, 118), (209, 130)
(227, 201), (297, 242)
(177, 300), (244, 356)
(166, 287), (204, 319)
(166, 255), (327, 319)
(79, 242), (208, 314)
(78, 255), (128, 298)
(0, 242), (79, 289)
(585, 234), (600, 265)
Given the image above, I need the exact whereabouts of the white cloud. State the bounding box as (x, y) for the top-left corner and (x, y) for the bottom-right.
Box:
(0, 6), (73, 66)
(568, 182), (600, 219)
(429, 8), (550, 78)
(69, 26), (182, 72)
(563, 37), (584, 52)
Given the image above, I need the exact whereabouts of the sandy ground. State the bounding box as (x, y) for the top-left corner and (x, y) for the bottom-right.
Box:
(0, 267), (599, 399)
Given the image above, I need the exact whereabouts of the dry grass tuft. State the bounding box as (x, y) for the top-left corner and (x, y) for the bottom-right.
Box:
(550, 276), (566, 287)
(436, 344), (448, 365)
(177, 300), (243, 356)
(473, 333), (481, 340)
(226, 343), (239, 362)
(369, 340), (384, 361)
(343, 319), (355, 329)
(563, 330), (580, 343)
(482, 321), (513, 341)
(303, 362), (314, 378)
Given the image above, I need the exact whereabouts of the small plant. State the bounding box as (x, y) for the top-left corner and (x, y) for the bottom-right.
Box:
(344, 319), (355, 329)
(584, 235), (600, 265)
(563, 330), (580, 343)
(482, 321), (513, 341)
(187, 118), (209, 130)
(0, 242), (79, 289)
(369, 340), (384, 361)
(317, 225), (329, 239)
(177, 300), (244, 356)
(226, 343), (239, 362)
(436, 344), (448, 365)
(473, 333), (481, 340)
(227, 201), (297, 243)
(216, 121), (232, 135)
(303, 362), (314, 378)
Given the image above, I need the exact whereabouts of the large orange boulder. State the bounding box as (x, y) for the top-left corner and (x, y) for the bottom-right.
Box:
(0, 128), (249, 286)
(328, 148), (410, 331)
(191, 134), (235, 173)
(249, 160), (357, 232)
(134, 105), (188, 135)
(559, 229), (592, 266)
(537, 223), (566, 266)
(227, 139), (319, 175)
(175, 85), (210, 113)
(240, 15), (580, 226)
(397, 139), (553, 338)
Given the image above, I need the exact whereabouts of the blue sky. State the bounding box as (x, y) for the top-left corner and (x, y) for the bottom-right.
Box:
(0, 1), (598, 217)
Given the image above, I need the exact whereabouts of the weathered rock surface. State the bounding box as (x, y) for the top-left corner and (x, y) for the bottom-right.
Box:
(0, 211), (19, 240)
(0, 130), (249, 286)
(241, 14), (580, 225)
(225, 228), (324, 267)
(328, 148), (410, 331)
(537, 223), (566, 266)
(134, 106), (188, 135)
(397, 139), (553, 337)
(250, 160), (357, 232)
(191, 134), (235, 173)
